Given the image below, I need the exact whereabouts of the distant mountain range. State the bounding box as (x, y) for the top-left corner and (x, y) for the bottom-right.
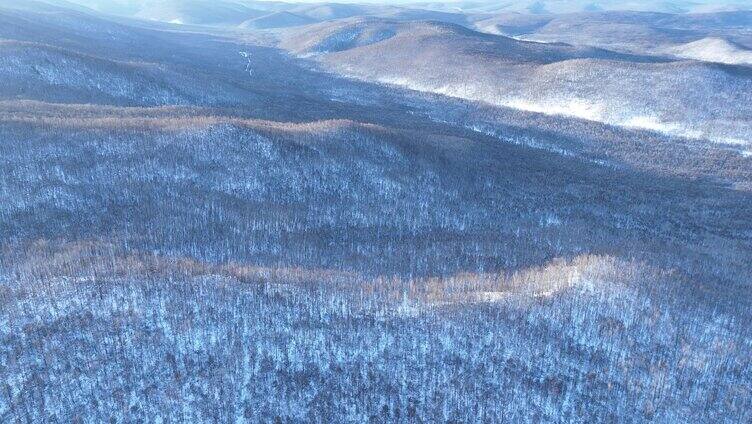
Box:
(475, 11), (752, 53)
(281, 18), (752, 145)
(451, 0), (752, 14)
(24, 0), (752, 28)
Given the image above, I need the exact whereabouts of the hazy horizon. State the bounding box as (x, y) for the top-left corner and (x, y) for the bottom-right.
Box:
(17, 0), (752, 13)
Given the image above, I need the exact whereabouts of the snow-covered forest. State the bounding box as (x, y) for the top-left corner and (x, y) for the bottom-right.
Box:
(1, 0), (751, 422)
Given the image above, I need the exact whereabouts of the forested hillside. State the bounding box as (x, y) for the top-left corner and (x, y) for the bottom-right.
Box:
(1, 0), (751, 422)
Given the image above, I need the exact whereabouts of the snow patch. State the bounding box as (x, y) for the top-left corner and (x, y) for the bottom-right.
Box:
(500, 97), (605, 122)
(540, 213), (562, 227)
(372, 75), (751, 148)
(472, 291), (507, 302)
(712, 137), (750, 146)
(622, 116), (704, 140)
(668, 37), (752, 66)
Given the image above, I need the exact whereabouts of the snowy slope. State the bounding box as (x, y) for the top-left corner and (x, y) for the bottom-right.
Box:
(666, 37), (752, 65)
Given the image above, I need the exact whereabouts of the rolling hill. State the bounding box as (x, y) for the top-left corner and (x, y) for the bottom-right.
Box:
(239, 11), (316, 30)
(666, 37), (752, 65)
(450, 0), (752, 14)
(0, 40), (190, 105)
(282, 18), (752, 145)
(473, 10), (752, 54)
(132, 0), (265, 25)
